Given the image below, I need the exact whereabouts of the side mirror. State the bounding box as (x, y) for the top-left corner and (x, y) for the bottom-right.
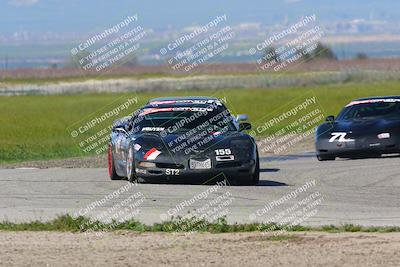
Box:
(326, 115), (335, 122)
(236, 114), (249, 122)
(239, 122), (252, 131)
(113, 125), (128, 135)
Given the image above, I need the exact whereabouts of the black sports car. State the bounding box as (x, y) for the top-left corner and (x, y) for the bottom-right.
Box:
(108, 96), (260, 185)
(315, 96), (400, 161)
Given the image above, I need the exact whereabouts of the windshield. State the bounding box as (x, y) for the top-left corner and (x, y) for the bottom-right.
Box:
(337, 102), (400, 121)
(132, 107), (237, 133)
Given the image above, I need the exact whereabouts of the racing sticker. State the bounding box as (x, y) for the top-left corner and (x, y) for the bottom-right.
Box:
(215, 148), (235, 161)
(211, 131), (222, 136)
(215, 148), (232, 155)
(139, 107), (213, 116)
(149, 99), (223, 106)
(329, 132), (355, 143)
(134, 143), (142, 151)
(165, 169), (180, 175)
(142, 127), (165, 132)
(144, 147), (162, 160)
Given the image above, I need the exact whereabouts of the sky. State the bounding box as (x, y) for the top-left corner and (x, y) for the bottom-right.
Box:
(0, 0), (399, 34)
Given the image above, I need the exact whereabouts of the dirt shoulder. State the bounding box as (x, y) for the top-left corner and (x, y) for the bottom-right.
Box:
(1, 231), (399, 267)
(0, 155), (107, 169)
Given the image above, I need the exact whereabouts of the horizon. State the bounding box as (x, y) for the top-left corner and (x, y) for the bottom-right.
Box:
(1, 0), (400, 69)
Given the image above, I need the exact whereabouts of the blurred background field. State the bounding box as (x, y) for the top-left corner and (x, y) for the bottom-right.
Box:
(2, 0), (400, 163)
(1, 80), (399, 163)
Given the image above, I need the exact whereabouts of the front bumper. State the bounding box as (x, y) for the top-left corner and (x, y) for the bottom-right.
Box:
(135, 160), (256, 183)
(316, 136), (400, 157)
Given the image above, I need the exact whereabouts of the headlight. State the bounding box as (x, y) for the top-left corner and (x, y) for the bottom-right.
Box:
(377, 133), (390, 139)
(138, 162), (156, 168)
(230, 139), (253, 158)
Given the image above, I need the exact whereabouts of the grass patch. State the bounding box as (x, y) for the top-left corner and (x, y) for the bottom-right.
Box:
(1, 80), (400, 163)
(1, 215), (400, 233)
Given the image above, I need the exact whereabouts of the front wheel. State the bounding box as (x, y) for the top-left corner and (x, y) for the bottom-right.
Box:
(251, 154), (260, 185)
(237, 154), (260, 186)
(126, 146), (137, 183)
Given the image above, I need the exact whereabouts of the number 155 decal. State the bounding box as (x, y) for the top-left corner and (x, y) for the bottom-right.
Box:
(215, 149), (232, 155)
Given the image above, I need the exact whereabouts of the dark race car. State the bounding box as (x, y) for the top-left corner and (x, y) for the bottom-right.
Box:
(108, 96), (260, 185)
(315, 96), (400, 161)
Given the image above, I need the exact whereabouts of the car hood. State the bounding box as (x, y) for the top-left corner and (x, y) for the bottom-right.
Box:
(133, 131), (253, 160)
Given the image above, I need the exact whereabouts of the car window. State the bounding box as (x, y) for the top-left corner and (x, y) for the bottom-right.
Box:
(133, 107), (236, 133)
(337, 102), (400, 120)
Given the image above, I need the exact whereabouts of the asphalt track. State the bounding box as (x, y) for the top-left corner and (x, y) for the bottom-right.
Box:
(1, 154), (399, 226)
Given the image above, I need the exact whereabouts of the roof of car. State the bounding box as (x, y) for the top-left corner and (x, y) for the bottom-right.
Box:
(346, 96), (400, 107)
(148, 96), (219, 102)
(145, 96), (223, 108)
(138, 96), (225, 115)
(355, 96), (400, 101)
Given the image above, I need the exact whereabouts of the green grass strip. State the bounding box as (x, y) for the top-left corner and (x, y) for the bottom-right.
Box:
(1, 215), (399, 233)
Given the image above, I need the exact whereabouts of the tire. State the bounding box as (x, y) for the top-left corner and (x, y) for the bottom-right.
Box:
(126, 146), (137, 183)
(108, 144), (122, 180)
(237, 152), (260, 186)
(317, 155), (335, 161)
(251, 153), (260, 185)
